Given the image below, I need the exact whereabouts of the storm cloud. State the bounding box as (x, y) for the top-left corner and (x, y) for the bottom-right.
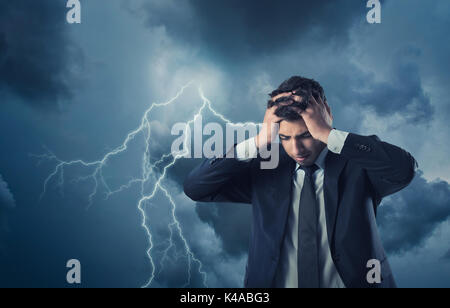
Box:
(195, 202), (251, 257)
(354, 47), (434, 124)
(0, 174), (15, 254)
(443, 249), (450, 260)
(0, 175), (15, 210)
(378, 171), (450, 255)
(0, 0), (83, 110)
(0, 0), (449, 287)
(137, 0), (372, 63)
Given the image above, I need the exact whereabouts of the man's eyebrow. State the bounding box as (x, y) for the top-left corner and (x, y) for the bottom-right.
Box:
(279, 131), (310, 138)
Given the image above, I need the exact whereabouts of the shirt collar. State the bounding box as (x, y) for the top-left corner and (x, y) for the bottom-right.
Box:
(295, 144), (328, 172)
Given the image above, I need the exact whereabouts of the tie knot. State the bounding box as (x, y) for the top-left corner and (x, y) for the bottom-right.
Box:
(299, 164), (319, 177)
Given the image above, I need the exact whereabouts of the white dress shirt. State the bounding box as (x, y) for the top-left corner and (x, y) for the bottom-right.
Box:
(235, 129), (349, 288)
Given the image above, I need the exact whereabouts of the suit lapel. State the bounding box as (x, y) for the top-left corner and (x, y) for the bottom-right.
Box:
(323, 151), (347, 247)
(269, 146), (296, 247)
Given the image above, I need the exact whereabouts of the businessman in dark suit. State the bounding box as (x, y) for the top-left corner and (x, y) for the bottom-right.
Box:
(183, 76), (418, 288)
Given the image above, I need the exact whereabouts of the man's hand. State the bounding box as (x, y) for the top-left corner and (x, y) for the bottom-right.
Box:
(255, 102), (288, 149)
(292, 95), (334, 144)
(256, 92), (334, 148)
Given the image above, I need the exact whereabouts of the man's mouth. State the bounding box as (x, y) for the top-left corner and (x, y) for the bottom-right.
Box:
(295, 154), (310, 162)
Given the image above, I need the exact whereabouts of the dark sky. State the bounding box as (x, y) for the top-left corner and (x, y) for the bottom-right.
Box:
(0, 0), (449, 287)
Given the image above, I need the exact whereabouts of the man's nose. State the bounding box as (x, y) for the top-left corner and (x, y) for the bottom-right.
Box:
(292, 140), (306, 155)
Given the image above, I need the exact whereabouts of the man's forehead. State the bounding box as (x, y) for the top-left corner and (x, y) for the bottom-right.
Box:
(279, 119), (308, 135)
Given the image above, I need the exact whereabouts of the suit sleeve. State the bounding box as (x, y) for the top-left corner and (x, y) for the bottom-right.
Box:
(183, 142), (253, 204)
(338, 131), (418, 199)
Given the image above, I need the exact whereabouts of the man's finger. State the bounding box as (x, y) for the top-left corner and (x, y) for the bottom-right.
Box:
(309, 95), (320, 107)
(271, 92), (292, 103)
(318, 95), (327, 107)
(274, 118), (284, 124)
(323, 99), (332, 115)
(291, 106), (305, 115)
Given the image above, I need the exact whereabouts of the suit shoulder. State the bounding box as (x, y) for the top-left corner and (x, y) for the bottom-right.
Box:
(368, 134), (381, 142)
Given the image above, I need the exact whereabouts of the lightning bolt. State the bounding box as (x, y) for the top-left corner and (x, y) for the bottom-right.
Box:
(32, 81), (259, 288)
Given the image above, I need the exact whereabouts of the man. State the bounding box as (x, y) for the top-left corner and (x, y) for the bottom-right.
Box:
(183, 76), (418, 288)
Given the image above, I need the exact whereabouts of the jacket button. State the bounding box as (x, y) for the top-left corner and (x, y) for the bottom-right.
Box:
(360, 145), (370, 151)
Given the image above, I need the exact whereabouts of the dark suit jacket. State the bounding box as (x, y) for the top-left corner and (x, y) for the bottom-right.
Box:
(183, 132), (418, 288)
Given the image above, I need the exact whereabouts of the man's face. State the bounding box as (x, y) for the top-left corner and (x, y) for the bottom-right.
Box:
(278, 118), (325, 166)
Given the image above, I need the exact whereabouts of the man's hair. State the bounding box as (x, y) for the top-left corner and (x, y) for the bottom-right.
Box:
(267, 76), (326, 121)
